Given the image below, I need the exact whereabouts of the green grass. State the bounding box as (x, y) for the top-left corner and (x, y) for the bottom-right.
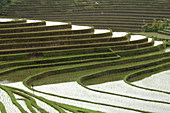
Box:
(0, 65), (70, 82)
(0, 59), (108, 82)
(0, 49), (167, 86)
(2, 53), (168, 90)
(0, 102), (7, 113)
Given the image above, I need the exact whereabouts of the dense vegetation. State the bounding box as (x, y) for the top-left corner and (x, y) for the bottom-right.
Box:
(142, 18), (170, 32)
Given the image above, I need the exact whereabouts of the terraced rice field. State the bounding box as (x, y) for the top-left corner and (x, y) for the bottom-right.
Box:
(0, 18), (170, 113)
(158, 27), (170, 36)
(2, 0), (170, 32)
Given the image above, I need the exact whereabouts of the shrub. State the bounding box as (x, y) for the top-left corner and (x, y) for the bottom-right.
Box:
(142, 18), (170, 32)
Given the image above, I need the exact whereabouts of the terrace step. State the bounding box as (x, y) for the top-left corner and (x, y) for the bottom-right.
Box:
(0, 18), (169, 113)
(0, 21), (46, 28)
(0, 35), (149, 55)
(0, 26), (94, 39)
(0, 32), (113, 44)
(0, 24), (71, 34)
(0, 18), (26, 24)
(0, 48), (168, 72)
(0, 36), (127, 50)
(158, 30), (170, 36)
(3, 0), (170, 32)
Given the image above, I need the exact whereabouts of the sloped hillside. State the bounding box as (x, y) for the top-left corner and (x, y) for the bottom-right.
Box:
(2, 0), (170, 32)
(0, 18), (170, 113)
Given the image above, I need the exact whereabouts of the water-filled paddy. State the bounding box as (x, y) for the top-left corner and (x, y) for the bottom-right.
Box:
(2, 69), (170, 113)
(0, 18), (15, 22)
(112, 32), (128, 38)
(134, 70), (170, 92)
(0, 18), (169, 113)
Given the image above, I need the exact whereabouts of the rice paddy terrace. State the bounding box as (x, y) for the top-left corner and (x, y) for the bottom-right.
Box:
(2, 0), (170, 32)
(158, 26), (170, 36)
(0, 18), (170, 113)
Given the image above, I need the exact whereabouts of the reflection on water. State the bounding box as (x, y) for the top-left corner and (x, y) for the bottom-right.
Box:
(134, 70), (170, 92)
(94, 29), (110, 34)
(165, 48), (170, 52)
(130, 35), (146, 41)
(112, 32), (128, 38)
(4, 82), (131, 113)
(154, 40), (163, 46)
(72, 25), (91, 30)
(0, 18), (15, 22)
(26, 19), (42, 23)
(46, 21), (68, 26)
(148, 38), (152, 42)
